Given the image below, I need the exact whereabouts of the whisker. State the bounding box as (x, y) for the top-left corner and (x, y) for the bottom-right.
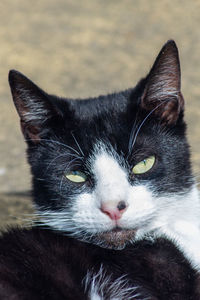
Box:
(128, 110), (140, 155)
(24, 138), (82, 157)
(5, 214), (36, 227)
(128, 99), (172, 153)
(45, 153), (82, 172)
(71, 131), (85, 156)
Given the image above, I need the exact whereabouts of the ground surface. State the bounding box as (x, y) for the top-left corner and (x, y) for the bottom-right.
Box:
(0, 0), (200, 228)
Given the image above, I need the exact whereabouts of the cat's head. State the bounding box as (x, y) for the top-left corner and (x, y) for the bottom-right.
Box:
(9, 40), (195, 249)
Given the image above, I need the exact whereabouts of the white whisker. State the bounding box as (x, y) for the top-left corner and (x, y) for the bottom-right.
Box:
(25, 138), (83, 157)
(128, 99), (174, 152)
(71, 131), (85, 156)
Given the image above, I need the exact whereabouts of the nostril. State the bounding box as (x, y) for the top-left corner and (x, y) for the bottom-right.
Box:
(100, 201), (128, 220)
(101, 205), (122, 220)
(101, 207), (121, 220)
(117, 200), (127, 211)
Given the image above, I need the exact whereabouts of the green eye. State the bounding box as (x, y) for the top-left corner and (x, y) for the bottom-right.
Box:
(132, 156), (155, 175)
(65, 171), (87, 183)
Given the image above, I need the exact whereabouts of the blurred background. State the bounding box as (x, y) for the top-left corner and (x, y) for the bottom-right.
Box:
(0, 0), (200, 228)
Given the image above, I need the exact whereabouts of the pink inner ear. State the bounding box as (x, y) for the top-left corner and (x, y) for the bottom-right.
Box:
(20, 120), (41, 144)
(160, 93), (184, 125)
(141, 90), (184, 126)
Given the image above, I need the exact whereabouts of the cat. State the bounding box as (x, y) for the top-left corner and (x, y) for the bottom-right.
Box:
(0, 39), (199, 299)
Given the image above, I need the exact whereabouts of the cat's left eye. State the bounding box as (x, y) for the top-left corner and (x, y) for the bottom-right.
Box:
(65, 171), (87, 183)
(132, 155), (155, 175)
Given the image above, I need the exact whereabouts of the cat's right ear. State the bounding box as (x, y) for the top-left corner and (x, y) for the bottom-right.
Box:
(140, 40), (184, 125)
(9, 70), (61, 144)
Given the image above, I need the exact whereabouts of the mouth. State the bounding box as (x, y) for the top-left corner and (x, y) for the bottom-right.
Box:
(94, 227), (137, 250)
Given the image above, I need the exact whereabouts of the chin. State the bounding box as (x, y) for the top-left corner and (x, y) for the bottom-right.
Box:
(91, 228), (137, 250)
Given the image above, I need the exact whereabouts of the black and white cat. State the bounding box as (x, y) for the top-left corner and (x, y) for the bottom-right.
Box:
(1, 40), (200, 299)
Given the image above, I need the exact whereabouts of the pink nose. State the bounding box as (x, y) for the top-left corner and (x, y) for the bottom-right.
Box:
(101, 200), (127, 220)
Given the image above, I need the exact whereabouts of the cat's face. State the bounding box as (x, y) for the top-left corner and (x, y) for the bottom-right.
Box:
(9, 40), (194, 249)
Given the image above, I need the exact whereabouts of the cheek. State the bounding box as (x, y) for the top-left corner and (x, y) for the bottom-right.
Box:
(72, 191), (119, 234)
(74, 192), (97, 211)
(126, 185), (155, 214)
(72, 192), (111, 226)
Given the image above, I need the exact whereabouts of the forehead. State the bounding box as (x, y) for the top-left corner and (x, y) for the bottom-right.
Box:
(58, 91), (174, 162)
(68, 123), (161, 161)
(88, 141), (127, 169)
(68, 90), (130, 121)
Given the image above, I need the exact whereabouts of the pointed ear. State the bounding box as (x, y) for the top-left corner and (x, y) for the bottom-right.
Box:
(141, 40), (184, 125)
(9, 70), (59, 143)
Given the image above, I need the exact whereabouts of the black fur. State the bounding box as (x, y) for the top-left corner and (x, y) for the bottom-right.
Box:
(0, 228), (199, 299)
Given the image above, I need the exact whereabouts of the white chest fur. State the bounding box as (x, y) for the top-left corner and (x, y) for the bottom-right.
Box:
(154, 186), (200, 270)
(84, 266), (142, 300)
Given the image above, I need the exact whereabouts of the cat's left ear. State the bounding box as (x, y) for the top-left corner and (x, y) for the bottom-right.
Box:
(141, 40), (184, 125)
(8, 70), (63, 144)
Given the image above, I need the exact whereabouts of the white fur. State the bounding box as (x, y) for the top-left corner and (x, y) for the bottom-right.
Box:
(153, 186), (200, 270)
(93, 152), (129, 207)
(90, 293), (102, 300)
(83, 265), (144, 300)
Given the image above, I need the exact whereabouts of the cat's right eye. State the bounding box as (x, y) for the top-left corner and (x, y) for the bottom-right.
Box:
(65, 170), (87, 183)
(132, 155), (155, 175)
